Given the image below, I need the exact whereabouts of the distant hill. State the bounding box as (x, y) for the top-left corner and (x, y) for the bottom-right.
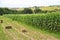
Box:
(49, 5), (60, 7)
(9, 5), (60, 11)
(40, 6), (60, 10)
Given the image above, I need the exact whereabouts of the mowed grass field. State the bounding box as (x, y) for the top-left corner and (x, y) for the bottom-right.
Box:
(0, 13), (60, 40)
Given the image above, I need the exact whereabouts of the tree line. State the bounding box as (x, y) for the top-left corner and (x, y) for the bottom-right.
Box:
(0, 7), (60, 15)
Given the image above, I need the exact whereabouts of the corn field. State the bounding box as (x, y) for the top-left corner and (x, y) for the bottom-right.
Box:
(5, 13), (60, 32)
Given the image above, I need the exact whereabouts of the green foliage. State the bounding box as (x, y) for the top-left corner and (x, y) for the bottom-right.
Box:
(0, 7), (60, 14)
(34, 6), (42, 13)
(0, 8), (33, 14)
(6, 13), (60, 33)
(0, 8), (4, 15)
(0, 8), (22, 14)
(23, 8), (33, 14)
(34, 8), (42, 13)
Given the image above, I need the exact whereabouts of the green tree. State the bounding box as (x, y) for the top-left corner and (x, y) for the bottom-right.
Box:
(34, 6), (42, 14)
(0, 8), (4, 15)
(23, 8), (33, 14)
(34, 7), (42, 13)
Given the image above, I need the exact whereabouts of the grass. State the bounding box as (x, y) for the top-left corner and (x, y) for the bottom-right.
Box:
(0, 17), (7, 40)
(16, 21), (60, 39)
(4, 13), (60, 39)
(0, 13), (60, 40)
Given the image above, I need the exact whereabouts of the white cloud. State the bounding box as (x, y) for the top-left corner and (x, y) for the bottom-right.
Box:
(0, 0), (60, 8)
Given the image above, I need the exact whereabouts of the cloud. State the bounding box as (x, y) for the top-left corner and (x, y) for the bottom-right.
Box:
(0, 0), (60, 8)
(1, 0), (20, 4)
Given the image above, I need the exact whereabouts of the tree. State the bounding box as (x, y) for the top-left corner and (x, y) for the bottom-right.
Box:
(33, 6), (42, 14)
(34, 8), (42, 13)
(23, 8), (33, 14)
(34, 6), (42, 14)
(0, 8), (4, 15)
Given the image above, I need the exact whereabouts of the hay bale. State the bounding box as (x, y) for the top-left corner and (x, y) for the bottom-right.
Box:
(5, 26), (12, 29)
(22, 29), (27, 33)
(0, 20), (3, 23)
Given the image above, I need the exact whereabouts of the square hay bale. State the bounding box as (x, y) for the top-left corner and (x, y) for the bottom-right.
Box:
(5, 26), (12, 29)
(0, 20), (3, 23)
(22, 29), (27, 33)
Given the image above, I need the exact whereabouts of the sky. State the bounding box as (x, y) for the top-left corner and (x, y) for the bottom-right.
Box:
(0, 0), (60, 8)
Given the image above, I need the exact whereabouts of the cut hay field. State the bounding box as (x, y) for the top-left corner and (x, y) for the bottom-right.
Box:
(0, 13), (60, 40)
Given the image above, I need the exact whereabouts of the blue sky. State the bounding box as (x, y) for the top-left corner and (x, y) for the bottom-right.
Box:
(0, 0), (60, 8)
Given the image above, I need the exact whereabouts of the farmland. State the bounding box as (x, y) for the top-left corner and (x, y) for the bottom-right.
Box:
(0, 6), (60, 40)
(5, 13), (60, 32)
(0, 13), (59, 40)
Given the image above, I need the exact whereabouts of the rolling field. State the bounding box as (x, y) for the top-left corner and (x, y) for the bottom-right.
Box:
(40, 6), (60, 10)
(14, 6), (60, 11)
(0, 13), (60, 40)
